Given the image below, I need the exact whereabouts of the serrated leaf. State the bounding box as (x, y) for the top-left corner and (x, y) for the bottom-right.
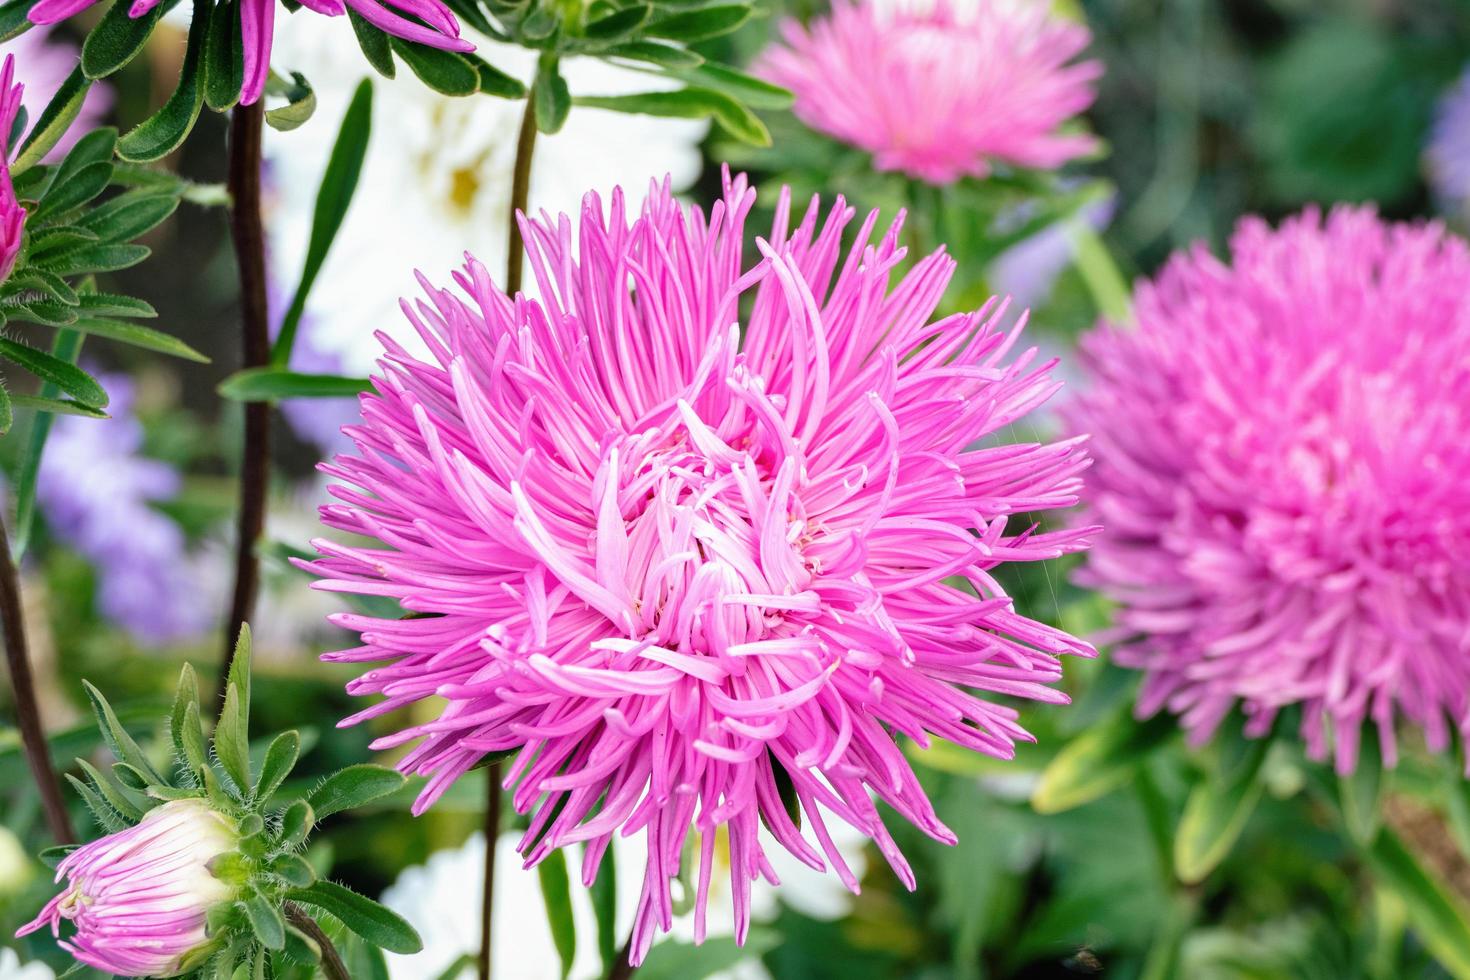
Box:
(76, 758), (144, 822)
(348, 9), (396, 79)
(244, 891), (286, 950)
(390, 38), (478, 96)
(537, 849), (576, 979)
(1367, 829), (1470, 979)
(116, 0), (207, 163)
(203, 0), (244, 111)
(66, 771), (130, 833)
(309, 764), (406, 820)
(15, 67), (93, 172)
(1173, 739), (1269, 884)
(82, 0), (169, 79)
(645, 4), (749, 42)
(533, 55), (570, 134)
(255, 730), (300, 803)
(604, 40), (703, 68)
(265, 71), (316, 132)
(287, 881), (423, 954)
(215, 624), (253, 795)
(80, 679), (164, 782)
(8, 328), (82, 559)
(0, 336), (107, 407)
(272, 79), (372, 366)
(1032, 710), (1176, 814)
(219, 368), (372, 400)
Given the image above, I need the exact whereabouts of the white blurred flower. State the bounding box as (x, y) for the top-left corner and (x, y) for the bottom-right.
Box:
(263, 22), (708, 378)
(381, 824), (867, 980)
(0, 947), (54, 980)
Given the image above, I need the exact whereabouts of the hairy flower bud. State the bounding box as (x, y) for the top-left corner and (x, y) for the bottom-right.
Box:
(17, 799), (239, 978)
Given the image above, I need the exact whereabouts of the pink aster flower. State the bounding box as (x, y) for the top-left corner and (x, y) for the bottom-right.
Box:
(304, 170), (1094, 962)
(17, 799), (239, 977)
(1069, 206), (1470, 775)
(1, 54), (25, 285)
(759, 0), (1102, 185)
(26, 0), (472, 107)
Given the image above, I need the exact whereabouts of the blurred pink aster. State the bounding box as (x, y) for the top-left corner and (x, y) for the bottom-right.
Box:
(1069, 206), (1470, 774)
(304, 171), (1094, 962)
(17, 799), (238, 977)
(25, 0), (471, 106)
(760, 0), (1102, 185)
(1, 54), (25, 285)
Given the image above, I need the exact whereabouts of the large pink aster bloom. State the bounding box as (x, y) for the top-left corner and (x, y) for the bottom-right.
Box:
(26, 0), (472, 106)
(1069, 207), (1470, 775)
(17, 799), (239, 977)
(760, 0), (1102, 185)
(0, 54), (25, 285)
(305, 171), (1094, 962)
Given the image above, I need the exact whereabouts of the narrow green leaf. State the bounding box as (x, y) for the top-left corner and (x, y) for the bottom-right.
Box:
(604, 40), (703, 68)
(584, 3), (649, 38)
(348, 10), (396, 79)
(1173, 739), (1269, 884)
(15, 67), (93, 172)
(589, 846), (617, 972)
(1367, 829), (1470, 979)
(0, 0), (38, 43)
(271, 79), (372, 366)
(645, 4), (750, 42)
(287, 881), (423, 954)
(1031, 710), (1175, 814)
(82, 0), (169, 79)
(255, 730), (301, 802)
(269, 853), (316, 888)
(44, 242), (151, 275)
(465, 54), (525, 99)
(0, 382), (11, 435)
(245, 892), (286, 950)
(1339, 725), (1384, 845)
(573, 87), (768, 146)
(66, 772), (130, 833)
(75, 190), (180, 242)
(76, 758), (144, 822)
(283, 923), (322, 965)
(309, 764), (406, 820)
(537, 849), (576, 979)
(7, 394), (108, 419)
(112, 761), (151, 791)
(9, 328), (83, 560)
(203, 0), (244, 111)
(390, 38), (478, 96)
(668, 62), (792, 109)
(219, 368), (372, 401)
(116, 0), (207, 163)
(65, 318), (208, 362)
(74, 293), (155, 317)
(279, 800), (314, 847)
(81, 679), (164, 782)
(179, 699), (211, 778)
(533, 56), (570, 134)
(50, 126), (118, 183)
(215, 623), (253, 795)
(0, 335), (107, 408)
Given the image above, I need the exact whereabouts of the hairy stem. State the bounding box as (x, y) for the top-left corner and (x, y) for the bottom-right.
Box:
(222, 100), (271, 693)
(479, 92), (539, 980)
(285, 904), (350, 980)
(0, 514), (74, 844)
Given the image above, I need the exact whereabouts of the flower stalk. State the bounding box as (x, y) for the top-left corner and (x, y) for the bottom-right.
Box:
(0, 513), (74, 845)
(223, 100), (272, 691)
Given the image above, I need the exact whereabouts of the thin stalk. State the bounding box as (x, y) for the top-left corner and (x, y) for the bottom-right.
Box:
(222, 100), (271, 693)
(479, 91), (539, 980)
(0, 513), (74, 844)
(606, 932), (638, 980)
(285, 904), (351, 980)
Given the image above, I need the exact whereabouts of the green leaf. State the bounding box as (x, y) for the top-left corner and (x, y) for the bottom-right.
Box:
(590, 846), (617, 973)
(81, 679), (164, 782)
(0, 383), (11, 436)
(1339, 725), (1384, 845)
(465, 54), (525, 99)
(8, 329), (83, 560)
(645, 4), (749, 42)
(215, 624), (254, 796)
(573, 87), (768, 146)
(66, 771), (130, 833)
(112, 761), (151, 791)
(584, 3), (649, 38)
(265, 71), (317, 132)
(44, 242), (151, 275)
(245, 892), (287, 950)
(269, 853), (316, 888)
(668, 62), (792, 110)
(116, 0), (207, 163)
(279, 800), (314, 847)
(1173, 738), (1269, 885)
(309, 764), (406, 820)
(271, 79), (372, 367)
(287, 881), (423, 954)
(604, 40), (703, 69)
(348, 10), (396, 79)
(203, 0), (244, 111)
(283, 923), (322, 965)
(7, 394), (108, 419)
(65, 317), (209, 362)
(0, 337), (107, 407)
(1367, 829), (1470, 979)
(76, 191), (181, 243)
(218, 368), (373, 401)
(50, 126), (118, 183)
(1032, 710), (1175, 814)
(15, 67), (93, 172)
(533, 56), (570, 135)
(638, 930), (778, 980)
(73, 293), (155, 317)
(255, 730), (301, 802)
(537, 850), (576, 979)
(82, 0), (169, 79)
(77, 757), (145, 821)
(179, 699), (212, 779)
(390, 39), (478, 96)
(0, 0), (38, 43)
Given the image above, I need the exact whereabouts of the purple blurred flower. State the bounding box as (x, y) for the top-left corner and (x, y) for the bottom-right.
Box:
(17, 799), (238, 978)
(1427, 66), (1470, 213)
(1069, 206), (1470, 774)
(990, 193), (1116, 310)
(38, 372), (210, 642)
(304, 171), (1094, 963)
